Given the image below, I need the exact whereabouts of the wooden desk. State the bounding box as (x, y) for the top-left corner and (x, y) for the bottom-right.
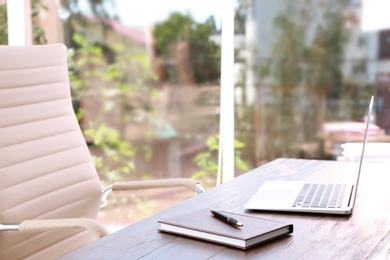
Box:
(60, 159), (390, 259)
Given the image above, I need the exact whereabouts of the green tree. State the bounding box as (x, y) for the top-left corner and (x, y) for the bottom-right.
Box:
(206, 15), (219, 34)
(31, 0), (48, 44)
(68, 34), (157, 184)
(192, 135), (248, 188)
(234, 0), (247, 34)
(0, 3), (6, 45)
(153, 13), (192, 56)
(59, 0), (118, 50)
(255, 0), (352, 161)
(153, 12), (221, 83)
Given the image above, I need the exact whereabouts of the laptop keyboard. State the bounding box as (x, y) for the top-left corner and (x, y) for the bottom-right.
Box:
(292, 183), (347, 208)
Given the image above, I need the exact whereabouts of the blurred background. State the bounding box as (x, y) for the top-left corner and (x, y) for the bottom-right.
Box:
(1, 0), (390, 226)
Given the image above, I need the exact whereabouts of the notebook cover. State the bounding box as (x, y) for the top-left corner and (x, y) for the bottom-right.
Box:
(158, 208), (293, 249)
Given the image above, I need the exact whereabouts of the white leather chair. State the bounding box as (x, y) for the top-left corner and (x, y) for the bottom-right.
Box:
(0, 44), (204, 259)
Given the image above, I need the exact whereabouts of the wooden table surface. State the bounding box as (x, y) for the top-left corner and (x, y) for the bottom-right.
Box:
(60, 158), (390, 260)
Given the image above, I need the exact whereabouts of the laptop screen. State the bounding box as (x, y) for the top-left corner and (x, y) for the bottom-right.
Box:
(352, 96), (374, 208)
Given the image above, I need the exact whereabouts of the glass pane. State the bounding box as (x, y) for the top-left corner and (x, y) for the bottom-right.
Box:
(236, 0), (390, 171)
(55, 0), (222, 226)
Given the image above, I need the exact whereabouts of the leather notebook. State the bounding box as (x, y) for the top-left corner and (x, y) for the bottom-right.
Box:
(158, 208), (293, 250)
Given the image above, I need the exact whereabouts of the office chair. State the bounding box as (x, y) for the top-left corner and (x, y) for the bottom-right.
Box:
(0, 44), (205, 259)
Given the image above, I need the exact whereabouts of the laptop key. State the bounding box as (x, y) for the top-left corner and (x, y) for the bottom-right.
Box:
(320, 184), (334, 207)
(293, 183), (348, 209)
(336, 184), (347, 208)
(292, 183), (311, 207)
(312, 184), (326, 207)
(328, 184), (341, 208)
(303, 184), (318, 207)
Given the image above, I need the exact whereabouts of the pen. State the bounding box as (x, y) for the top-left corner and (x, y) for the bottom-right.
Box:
(210, 210), (243, 227)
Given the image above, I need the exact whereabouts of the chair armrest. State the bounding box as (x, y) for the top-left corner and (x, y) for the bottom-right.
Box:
(100, 178), (205, 208)
(17, 218), (109, 239)
(112, 178), (205, 193)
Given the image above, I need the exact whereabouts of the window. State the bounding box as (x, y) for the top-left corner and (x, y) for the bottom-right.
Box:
(237, 0), (389, 167)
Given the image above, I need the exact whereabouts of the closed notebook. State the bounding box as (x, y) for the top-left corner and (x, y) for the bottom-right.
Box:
(158, 208), (293, 250)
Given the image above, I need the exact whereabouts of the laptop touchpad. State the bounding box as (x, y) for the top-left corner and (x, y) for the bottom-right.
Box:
(246, 181), (302, 208)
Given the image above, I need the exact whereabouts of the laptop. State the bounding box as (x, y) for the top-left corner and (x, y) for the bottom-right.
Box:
(244, 96), (374, 215)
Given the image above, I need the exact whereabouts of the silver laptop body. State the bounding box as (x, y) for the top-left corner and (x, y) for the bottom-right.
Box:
(244, 96), (374, 215)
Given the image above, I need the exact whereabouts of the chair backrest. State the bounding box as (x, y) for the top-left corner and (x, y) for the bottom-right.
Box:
(0, 44), (102, 259)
